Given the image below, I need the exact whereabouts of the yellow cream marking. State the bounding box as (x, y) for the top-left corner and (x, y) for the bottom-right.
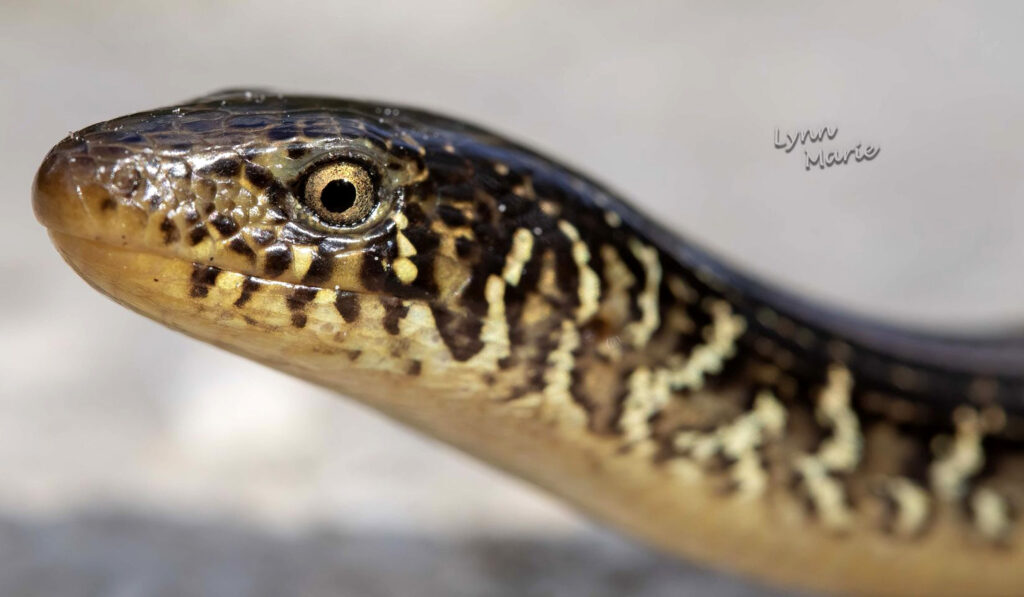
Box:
(672, 390), (787, 498)
(396, 233), (417, 258)
(972, 487), (1013, 542)
(795, 457), (853, 530)
(290, 244), (316, 279)
(729, 452), (770, 498)
(393, 257), (419, 284)
(392, 211), (409, 230)
(535, 251), (561, 300)
(883, 478), (931, 538)
(397, 302), (448, 367)
(540, 319), (587, 427)
(795, 366), (860, 531)
(624, 239), (661, 346)
(313, 288), (336, 306)
(187, 234), (214, 259)
(214, 270), (246, 293)
(557, 220), (601, 323)
(475, 274), (511, 364)
(619, 367), (670, 448)
(666, 300), (745, 391)
(391, 211), (419, 283)
(930, 407), (985, 501)
(600, 244), (635, 289)
(501, 227), (534, 286)
(539, 200), (560, 217)
(815, 366), (861, 472)
(512, 177), (536, 199)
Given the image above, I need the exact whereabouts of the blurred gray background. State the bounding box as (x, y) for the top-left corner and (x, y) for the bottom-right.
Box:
(3, 2), (1024, 596)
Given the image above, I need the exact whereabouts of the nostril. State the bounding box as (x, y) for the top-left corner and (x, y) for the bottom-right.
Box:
(33, 137), (150, 237)
(110, 165), (141, 198)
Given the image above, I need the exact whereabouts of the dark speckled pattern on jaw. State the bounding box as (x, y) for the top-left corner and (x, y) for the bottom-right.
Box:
(32, 89), (1024, 583)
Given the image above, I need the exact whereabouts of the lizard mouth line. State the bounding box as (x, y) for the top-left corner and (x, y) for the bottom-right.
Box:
(45, 230), (432, 308)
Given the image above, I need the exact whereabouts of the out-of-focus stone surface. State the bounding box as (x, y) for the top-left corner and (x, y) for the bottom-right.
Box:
(0, 510), (788, 597)
(2, 2), (1023, 595)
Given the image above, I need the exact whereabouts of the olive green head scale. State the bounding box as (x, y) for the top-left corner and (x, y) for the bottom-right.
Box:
(33, 90), (1024, 596)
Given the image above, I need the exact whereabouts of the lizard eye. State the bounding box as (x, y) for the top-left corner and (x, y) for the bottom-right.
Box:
(301, 161), (378, 227)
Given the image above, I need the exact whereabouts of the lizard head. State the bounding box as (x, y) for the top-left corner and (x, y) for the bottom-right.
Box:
(33, 90), (613, 412)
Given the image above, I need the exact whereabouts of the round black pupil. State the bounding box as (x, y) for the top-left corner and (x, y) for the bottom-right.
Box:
(320, 179), (357, 214)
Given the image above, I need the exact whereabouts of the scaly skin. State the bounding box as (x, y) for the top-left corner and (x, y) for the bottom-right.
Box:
(33, 90), (1024, 595)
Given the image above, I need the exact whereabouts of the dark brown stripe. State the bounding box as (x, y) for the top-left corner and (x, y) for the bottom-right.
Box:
(286, 143), (309, 159)
(569, 348), (599, 430)
(437, 204), (469, 227)
(264, 244), (292, 278)
(455, 236), (477, 259)
(210, 214), (240, 237)
(198, 157), (241, 177)
(286, 287), (319, 329)
(244, 162), (274, 188)
(301, 251), (333, 285)
(188, 225), (209, 245)
(380, 296), (410, 335)
(228, 237), (256, 263)
(359, 244), (391, 292)
(189, 264), (220, 298)
(430, 305), (484, 361)
(159, 217), (180, 244)
(233, 277), (263, 308)
(334, 291), (360, 323)
(266, 184), (289, 212)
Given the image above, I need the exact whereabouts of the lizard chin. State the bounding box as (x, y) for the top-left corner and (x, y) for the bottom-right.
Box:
(46, 231), (440, 405)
